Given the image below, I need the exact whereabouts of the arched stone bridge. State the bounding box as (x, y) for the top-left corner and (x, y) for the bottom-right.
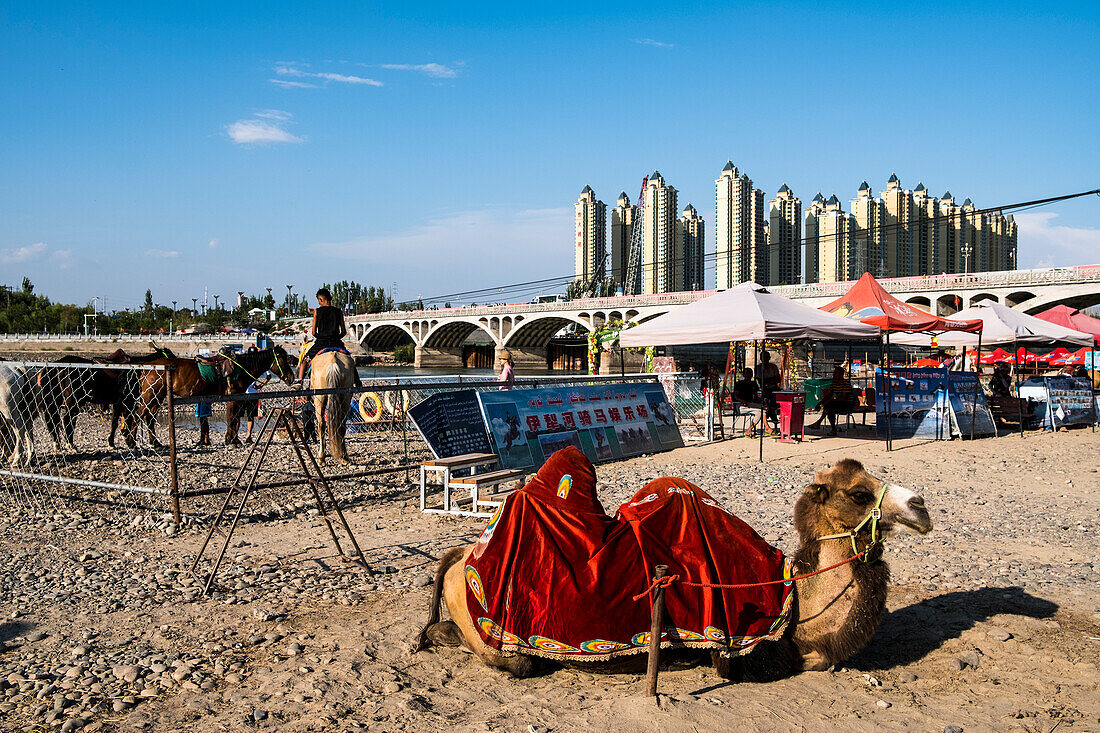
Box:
(346, 264), (1100, 368)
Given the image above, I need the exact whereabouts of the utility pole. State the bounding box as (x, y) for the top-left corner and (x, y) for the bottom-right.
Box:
(171, 300), (177, 335)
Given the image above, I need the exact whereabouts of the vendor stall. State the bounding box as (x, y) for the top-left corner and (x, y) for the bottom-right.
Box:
(819, 273), (984, 447)
(620, 281), (879, 459)
(891, 302), (1094, 436)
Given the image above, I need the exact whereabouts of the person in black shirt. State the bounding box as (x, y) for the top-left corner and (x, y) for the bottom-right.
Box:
(297, 287), (349, 383)
(733, 367), (759, 404)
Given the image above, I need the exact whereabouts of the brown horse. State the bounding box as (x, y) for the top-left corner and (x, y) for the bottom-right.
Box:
(123, 346), (295, 448)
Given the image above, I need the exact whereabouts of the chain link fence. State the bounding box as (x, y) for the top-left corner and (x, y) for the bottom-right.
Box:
(2, 361), (709, 523)
(0, 361), (173, 516)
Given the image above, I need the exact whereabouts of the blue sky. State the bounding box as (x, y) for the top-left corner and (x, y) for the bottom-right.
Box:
(2, 2), (1098, 310)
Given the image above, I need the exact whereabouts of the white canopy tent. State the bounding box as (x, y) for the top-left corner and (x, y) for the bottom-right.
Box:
(619, 283), (879, 460)
(619, 282), (880, 346)
(890, 302), (1094, 347)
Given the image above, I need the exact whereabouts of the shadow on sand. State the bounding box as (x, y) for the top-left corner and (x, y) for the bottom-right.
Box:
(0, 620), (34, 643)
(847, 585), (1058, 671)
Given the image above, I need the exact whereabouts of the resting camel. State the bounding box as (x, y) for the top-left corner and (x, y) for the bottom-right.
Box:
(417, 458), (932, 680)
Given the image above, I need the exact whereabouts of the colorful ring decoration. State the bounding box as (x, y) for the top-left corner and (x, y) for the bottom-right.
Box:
(478, 618), (522, 645)
(528, 635), (578, 653)
(630, 630), (667, 646)
(556, 474), (573, 499)
(579, 639), (630, 654)
(670, 628), (706, 641)
(704, 626), (727, 642)
(465, 565), (488, 611)
(478, 504), (504, 545)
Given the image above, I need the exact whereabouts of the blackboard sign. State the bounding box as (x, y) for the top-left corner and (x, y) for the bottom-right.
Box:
(408, 390), (494, 459)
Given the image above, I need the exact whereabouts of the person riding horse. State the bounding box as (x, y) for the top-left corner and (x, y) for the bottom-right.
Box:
(298, 287), (350, 384)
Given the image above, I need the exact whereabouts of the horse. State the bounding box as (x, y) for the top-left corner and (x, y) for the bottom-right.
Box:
(0, 362), (37, 467)
(308, 349), (358, 464)
(124, 346), (295, 448)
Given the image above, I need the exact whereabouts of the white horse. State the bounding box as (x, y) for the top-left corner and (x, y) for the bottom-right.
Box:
(0, 363), (37, 468)
(309, 350), (358, 464)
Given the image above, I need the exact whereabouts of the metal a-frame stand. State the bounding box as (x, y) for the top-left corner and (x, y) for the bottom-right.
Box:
(190, 407), (374, 595)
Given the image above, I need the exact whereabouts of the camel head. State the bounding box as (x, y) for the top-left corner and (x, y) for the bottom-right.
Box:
(795, 458), (932, 548)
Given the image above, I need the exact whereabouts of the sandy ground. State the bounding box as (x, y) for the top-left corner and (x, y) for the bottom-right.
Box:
(2, 426), (1099, 733)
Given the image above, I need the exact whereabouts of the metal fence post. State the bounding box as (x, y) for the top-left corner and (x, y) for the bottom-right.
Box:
(165, 365), (181, 525)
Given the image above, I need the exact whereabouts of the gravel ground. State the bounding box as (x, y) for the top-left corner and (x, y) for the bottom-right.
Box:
(2, 427), (1098, 732)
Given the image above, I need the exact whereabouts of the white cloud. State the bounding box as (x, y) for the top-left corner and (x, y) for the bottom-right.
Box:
(269, 78), (317, 89)
(145, 249), (180, 259)
(208, 238), (220, 249)
(1015, 212), (1100, 268)
(635, 38), (674, 48)
(273, 64), (383, 87)
(226, 112), (304, 145)
(378, 62), (458, 79)
(50, 249), (74, 270)
(0, 241), (47, 264)
(309, 207), (571, 297)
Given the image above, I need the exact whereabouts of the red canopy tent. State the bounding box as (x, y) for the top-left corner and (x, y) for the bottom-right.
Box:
(1034, 305), (1100, 346)
(1035, 347), (1071, 364)
(967, 347), (1013, 364)
(820, 273), (983, 332)
(1050, 347), (1091, 366)
(821, 273), (985, 447)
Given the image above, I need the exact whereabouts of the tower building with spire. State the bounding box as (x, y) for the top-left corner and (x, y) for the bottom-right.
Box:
(768, 184), (802, 285)
(610, 191), (636, 291)
(574, 185), (607, 285)
(679, 204), (706, 291)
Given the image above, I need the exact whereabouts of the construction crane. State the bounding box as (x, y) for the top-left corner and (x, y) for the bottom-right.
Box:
(623, 175), (648, 296)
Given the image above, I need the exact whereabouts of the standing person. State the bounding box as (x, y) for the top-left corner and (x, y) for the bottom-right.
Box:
(497, 350), (515, 390)
(758, 349), (781, 432)
(297, 287), (349, 384)
(241, 367), (273, 444)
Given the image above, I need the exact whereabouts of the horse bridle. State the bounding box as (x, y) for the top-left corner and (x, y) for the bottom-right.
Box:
(815, 481), (888, 563)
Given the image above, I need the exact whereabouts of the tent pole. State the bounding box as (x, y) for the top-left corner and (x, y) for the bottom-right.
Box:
(885, 331), (893, 451)
(1015, 339), (1024, 437)
(970, 331), (982, 441)
(756, 340), (763, 462)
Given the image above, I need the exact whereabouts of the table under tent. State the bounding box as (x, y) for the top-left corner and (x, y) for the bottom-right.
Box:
(619, 281), (879, 460)
(892, 301), (1096, 434)
(818, 273), (985, 448)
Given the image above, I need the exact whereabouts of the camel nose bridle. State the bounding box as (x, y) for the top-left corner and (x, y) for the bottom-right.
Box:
(814, 481), (888, 563)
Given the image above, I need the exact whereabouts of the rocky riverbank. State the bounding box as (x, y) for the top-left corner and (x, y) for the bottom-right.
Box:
(2, 428), (1098, 732)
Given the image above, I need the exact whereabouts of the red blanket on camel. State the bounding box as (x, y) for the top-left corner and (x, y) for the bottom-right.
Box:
(465, 447), (794, 661)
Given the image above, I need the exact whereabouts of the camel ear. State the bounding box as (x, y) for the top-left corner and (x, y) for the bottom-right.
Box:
(805, 483), (830, 504)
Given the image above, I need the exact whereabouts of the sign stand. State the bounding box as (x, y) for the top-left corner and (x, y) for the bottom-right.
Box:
(190, 407), (373, 594)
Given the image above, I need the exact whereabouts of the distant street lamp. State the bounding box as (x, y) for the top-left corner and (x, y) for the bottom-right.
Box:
(191, 298), (198, 316)
(171, 301), (177, 335)
(213, 295), (221, 311)
(237, 291), (245, 310)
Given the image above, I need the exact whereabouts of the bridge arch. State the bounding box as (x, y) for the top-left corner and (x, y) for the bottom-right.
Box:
(422, 319), (499, 349)
(1017, 288), (1100, 315)
(969, 293), (999, 306)
(905, 296), (932, 312)
(503, 314), (591, 349)
(359, 324), (416, 350)
(1005, 290), (1036, 308)
(936, 294), (961, 316)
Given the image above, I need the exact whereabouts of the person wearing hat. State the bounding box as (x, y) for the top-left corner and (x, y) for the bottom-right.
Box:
(497, 350), (514, 390)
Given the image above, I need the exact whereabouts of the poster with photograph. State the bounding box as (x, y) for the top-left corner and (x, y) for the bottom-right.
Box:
(478, 382), (684, 472)
(946, 372), (997, 437)
(875, 368), (951, 440)
(1043, 376), (1097, 429)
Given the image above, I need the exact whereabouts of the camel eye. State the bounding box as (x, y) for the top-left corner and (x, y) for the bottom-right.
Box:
(850, 491), (874, 504)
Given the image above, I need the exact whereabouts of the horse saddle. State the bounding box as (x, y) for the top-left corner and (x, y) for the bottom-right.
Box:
(196, 355), (235, 383)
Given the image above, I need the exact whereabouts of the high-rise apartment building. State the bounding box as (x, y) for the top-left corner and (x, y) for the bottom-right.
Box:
(880, 174), (914, 277)
(850, 181), (884, 278)
(642, 171), (680, 294)
(911, 183), (940, 275)
(679, 204), (705, 291)
(768, 184), (802, 285)
(610, 191), (636, 291)
(715, 161), (767, 288)
(804, 193), (825, 284)
(574, 185), (607, 285)
(806, 178), (1018, 283)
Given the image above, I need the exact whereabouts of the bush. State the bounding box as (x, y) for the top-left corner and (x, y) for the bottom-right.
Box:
(392, 343), (415, 364)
